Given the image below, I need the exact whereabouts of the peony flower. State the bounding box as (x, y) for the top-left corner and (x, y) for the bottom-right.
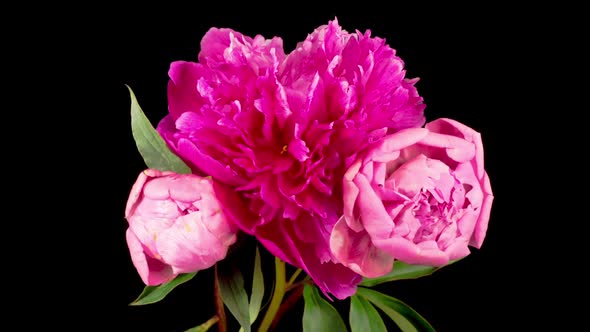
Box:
(125, 169), (239, 285)
(157, 20), (426, 299)
(330, 118), (493, 277)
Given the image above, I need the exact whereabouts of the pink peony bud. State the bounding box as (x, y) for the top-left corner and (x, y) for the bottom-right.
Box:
(330, 118), (493, 278)
(125, 169), (239, 285)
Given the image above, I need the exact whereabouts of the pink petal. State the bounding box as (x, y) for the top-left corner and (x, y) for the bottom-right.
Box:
(353, 173), (395, 239)
(373, 236), (449, 266)
(387, 155), (448, 199)
(125, 170), (150, 218)
(343, 160), (363, 231)
(426, 118), (484, 176)
(156, 213), (228, 274)
(419, 131), (475, 162)
(126, 229), (175, 286)
(366, 128), (428, 162)
(444, 240), (472, 261)
(471, 172), (494, 248)
(330, 216), (394, 278)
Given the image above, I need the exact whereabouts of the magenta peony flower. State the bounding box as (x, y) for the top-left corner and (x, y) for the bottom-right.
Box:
(157, 20), (425, 299)
(125, 169), (239, 285)
(330, 119), (494, 278)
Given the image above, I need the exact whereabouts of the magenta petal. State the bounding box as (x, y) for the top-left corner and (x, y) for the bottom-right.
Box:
(212, 180), (257, 234)
(288, 138), (310, 161)
(177, 137), (246, 187)
(198, 28), (240, 65)
(167, 61), (207, 120)
(301, 249), (362, 300)
(256, 218), (361, 300)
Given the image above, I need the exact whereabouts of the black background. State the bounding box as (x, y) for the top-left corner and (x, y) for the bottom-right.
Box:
(30, 3), (560, 331)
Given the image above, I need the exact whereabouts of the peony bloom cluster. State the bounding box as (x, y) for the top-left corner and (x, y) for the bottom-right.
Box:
(125, 19), (493, 300)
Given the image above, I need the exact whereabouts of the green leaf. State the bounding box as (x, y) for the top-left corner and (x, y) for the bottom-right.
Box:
(302, 284), (348, 332)
(239, 246), (265, 332)
(249, 246), (264, 324)
(350, 295), (387, 332)
(360, 260), (459, 287)
(184, 316), (219, 332)
(130, 272), (197, 306)
(127, 85), (191, 174)
(217, 263), (251, 332)
(356, 287), (435, 332)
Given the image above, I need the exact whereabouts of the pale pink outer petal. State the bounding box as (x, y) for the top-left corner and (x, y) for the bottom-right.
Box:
(342, 159), (363, 231)
(178, 177), (238, 245)
(372, 236), (449, 266)
(454, 162), (483, 208)
(128, 205), (177, 258)
(143, 173), (202, 202)
(455, 210), (479, 245)
(156, 212), (229, 274)
(418, 131), (475, 163)
(471, 172), (494, 248)
(366, 128), (429, 162)
(426, 118), (484, 178)
(443, 240), (472, 261)
(353, 173), (395, 238)
(330, 216), (394, 278)
(125, 169), (165, 218)
(426, 118), (494, 248)
(126, 228), (175, 285)
(199, 185), (238, 246)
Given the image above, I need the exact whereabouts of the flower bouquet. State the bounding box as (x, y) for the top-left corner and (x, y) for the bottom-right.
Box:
(123, 19), (493, 331)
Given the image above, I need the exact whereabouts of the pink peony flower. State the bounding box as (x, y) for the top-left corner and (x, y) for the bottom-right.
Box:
(157, 20), (425, 299)
(125, 169), (239, 285)
(330, 118), (493, 278)
(158, 27), (286, 187)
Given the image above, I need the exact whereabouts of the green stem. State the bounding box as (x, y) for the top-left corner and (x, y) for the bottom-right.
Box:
(269, 282), (305, 332)
(284, 278), (313, 293)
(285, 268), (302, 289)
(190, 315), (219, 332)
(257, 257), (286, 332)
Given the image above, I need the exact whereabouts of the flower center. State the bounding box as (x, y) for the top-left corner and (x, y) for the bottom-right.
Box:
(412, 187), (461, 246)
